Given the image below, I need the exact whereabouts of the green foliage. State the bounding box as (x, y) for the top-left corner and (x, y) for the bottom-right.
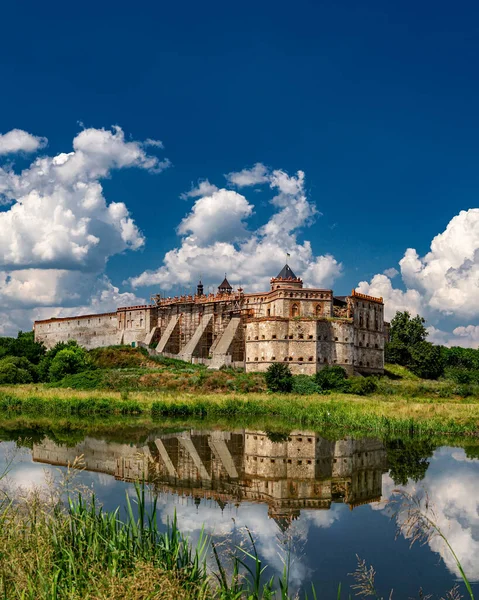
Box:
(51, 370), (105, 390)
(443, 346), (479, 370)
(409, 341), (445, 379)
(385, 438), (435, 486)
(386, 312), (445, 379)
(0, 330), (45, 364)
(389, 311), (428, 348)
(314, 365), (349, 391)
(348, 376), (378, 396)
(292, 374), (326, 395)
(0, 356), (36, 384)
(265, 362), (293, 392)
(48, 345), (91, 382)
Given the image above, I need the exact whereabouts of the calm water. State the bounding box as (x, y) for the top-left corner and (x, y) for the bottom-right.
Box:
(1, 425), (478, 598)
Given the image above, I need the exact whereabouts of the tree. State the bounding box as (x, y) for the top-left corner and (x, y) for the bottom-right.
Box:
(48, 346), (91, 382)
(0, 356), (36, 384)
(409, 341), (445, 379)
(389, 311), (428, 347)
(265, 363), (293, 393)
(386, 438), (435, 486)
(0, 331), (45, 365)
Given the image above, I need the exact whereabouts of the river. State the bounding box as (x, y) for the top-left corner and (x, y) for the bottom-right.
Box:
(1, 424), (478, 598)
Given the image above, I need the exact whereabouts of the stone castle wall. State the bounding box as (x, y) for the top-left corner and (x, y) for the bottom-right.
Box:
(33, 279), (386, 375)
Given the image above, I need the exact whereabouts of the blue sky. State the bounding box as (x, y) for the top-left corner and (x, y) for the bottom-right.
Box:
(0, 0), (479, 344)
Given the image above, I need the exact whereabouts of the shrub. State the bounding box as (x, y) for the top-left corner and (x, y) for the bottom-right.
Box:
(0, 356), (37, 384)
(48, 347), (91, 382)
(292, 375), (326, 395)
(314, 365), (349, 391)
(409, 341), (445, 380)
(347, 376), (378, 396)
(51, 370), (105, 390)
(265, 363), (293, 393)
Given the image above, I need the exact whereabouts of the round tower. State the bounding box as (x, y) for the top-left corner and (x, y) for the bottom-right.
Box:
(270, 264), (303, 290)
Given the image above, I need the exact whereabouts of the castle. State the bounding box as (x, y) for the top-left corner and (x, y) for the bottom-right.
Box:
(34, 264), (386, 375)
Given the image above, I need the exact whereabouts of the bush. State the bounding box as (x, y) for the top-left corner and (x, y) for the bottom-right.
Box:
(48, 347), (91, 382)
(292, 375), (326, 395)
(409, 341), (445, 380)
(314, 365), (349, 391)
(347, 376), (378, 396)
(265, 363), (293, 393)
(51, 370), (105, 390)
(0, 356), (37, 384)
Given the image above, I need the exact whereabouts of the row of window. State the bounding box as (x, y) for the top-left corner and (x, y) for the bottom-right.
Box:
(247, 457), (317, 465)
(247, 356), (376, 367)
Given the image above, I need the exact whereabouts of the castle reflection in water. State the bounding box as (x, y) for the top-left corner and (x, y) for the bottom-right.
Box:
(32, 430), (388, 528)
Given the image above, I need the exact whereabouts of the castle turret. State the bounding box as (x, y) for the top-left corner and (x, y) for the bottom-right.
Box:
(197, 279), (204, 296)
(218, 275), (233, 295)
(270, 264), (303, 290)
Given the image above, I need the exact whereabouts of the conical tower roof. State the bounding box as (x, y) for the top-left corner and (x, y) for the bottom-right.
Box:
(275, 264), (298, 280)
(218, 276), (232, 291)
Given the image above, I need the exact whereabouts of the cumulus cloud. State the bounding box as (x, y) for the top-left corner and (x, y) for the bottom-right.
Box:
(0, 125), (166, 335)
(130, 167), (341, 292)
(178, 189), (253, 244)
(358, 209), (479, 336)
(0, 126), (168, 271)
(225, 163), (270, 187)
(180, 179), (219, 200)
(0, 129), (48, 155)
(427, 325), (479, 348)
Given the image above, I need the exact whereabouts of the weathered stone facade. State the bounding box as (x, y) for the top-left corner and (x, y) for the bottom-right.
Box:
(34, 265), (387, 374)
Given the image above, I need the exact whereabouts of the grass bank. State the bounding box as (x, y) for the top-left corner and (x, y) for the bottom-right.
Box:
(1, 385), (479, 436)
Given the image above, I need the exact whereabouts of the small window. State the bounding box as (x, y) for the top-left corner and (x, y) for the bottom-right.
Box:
(308, 334), (313, 339)
(299, 334), (304, 339)
(289, 334), (293, 339)
(298, 460), (302, 465)
(335, 337), (338, 341)
(375, 343), (378, 348)
(284, 357), (288, 361)
(262, 334), (265, 339)
(254, 336), (258, 340)
(359, 342), (362, 347)
(267, 309), (271, 316)
(289, 357), (293, 361)
(271, 356), (276, 360)
(298, 357), (303, 362)
(272, 334), (277, 339)
(247, 336), (250, 340)
(345, 359), (349, 363)
(254, 357), (258, 361)
(308, 356), (313, 361)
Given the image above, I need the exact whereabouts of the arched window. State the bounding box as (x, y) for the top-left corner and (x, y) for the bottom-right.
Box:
(315, 304), (322, 316)
(291, 303), (299, 317)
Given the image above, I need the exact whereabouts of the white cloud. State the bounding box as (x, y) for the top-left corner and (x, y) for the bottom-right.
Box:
(383, 267), (399, 278)
(358, 209), (479, 333)
(0, 126), (168, 271)
(225, 163), (270, 187)
(180, 179), (219, 199)
(177, 189), (253, 244)
(130, 167), (341, 292)
(427, 325), (479, 348)
(0, 129), (48, 155)
(0, 125), (166, 335)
